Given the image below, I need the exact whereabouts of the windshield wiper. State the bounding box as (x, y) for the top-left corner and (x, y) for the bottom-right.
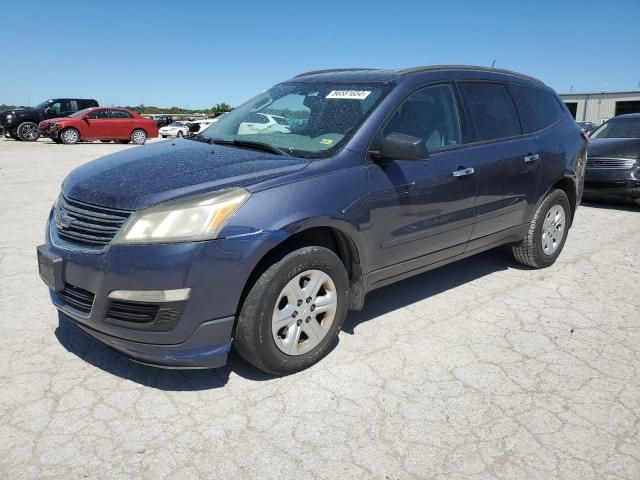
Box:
(185, 133), (215, 144)
(210, 138), (287, 156)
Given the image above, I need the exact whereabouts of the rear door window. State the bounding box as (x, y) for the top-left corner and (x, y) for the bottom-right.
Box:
(460, 82), (522, 142)
(87, 109), (109, 119)
(509, 84), (564, 133)
(110, 109), (133, 119)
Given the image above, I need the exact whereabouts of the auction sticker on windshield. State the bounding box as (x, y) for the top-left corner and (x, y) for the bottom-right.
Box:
(326, 90), (371, 100)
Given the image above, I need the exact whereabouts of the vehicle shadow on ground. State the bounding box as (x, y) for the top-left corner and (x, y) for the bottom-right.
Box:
(581, 200), (639, 212)
(55, 248), (522, 391)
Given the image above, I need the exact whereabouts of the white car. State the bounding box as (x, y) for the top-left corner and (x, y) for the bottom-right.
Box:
(159, 121), (190, 138)
(188, 119), (216, 135)
(238, 113), (290, 135)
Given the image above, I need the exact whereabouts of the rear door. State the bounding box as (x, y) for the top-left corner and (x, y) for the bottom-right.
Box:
(458, 81), (540, 243)
(109, 109), (135, 139)
(366, 83), (479, 272)
(84, 108), (112, 138)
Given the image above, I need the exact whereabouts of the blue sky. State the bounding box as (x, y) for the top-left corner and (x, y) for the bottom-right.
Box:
(1, 0), (639, 108)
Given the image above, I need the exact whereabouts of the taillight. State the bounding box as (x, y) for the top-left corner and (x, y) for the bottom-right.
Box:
(581, 131), (590, 143)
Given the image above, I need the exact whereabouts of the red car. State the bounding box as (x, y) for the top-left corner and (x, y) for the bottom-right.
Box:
(39, 107), (158, 145)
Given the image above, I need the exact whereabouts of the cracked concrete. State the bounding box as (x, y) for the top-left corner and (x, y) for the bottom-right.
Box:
(1, 137), (639, 479)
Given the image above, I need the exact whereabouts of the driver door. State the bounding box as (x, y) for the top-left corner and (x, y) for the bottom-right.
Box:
(83, 109), (112, 138)
(365, 83), (479, 273)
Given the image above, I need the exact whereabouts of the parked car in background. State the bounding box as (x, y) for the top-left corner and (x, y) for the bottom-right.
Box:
(584, 113), (640, 206)
(159, 121), (190, 138)
(155, 115), (173, 128)
(237, 112), (291, 135)
(1, 98), (98, 141)
(187, 119), (216, 135)
(39, 107), (158, 145)
(577, 121), (598, 134)
(38, 65), (586, 375)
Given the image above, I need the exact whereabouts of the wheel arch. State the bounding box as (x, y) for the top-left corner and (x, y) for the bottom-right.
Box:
(236, 223), (366, 318)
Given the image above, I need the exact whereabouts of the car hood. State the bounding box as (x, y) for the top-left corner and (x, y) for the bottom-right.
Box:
(588, 138), (640, 159)
(0, 107), (38, 116)
(40, 116), (68, 125)
(63, 139), (311, 210)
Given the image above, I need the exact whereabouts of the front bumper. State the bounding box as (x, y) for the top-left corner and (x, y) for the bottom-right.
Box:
(40, 208), (278, 368)
(583, 166), (640, 200)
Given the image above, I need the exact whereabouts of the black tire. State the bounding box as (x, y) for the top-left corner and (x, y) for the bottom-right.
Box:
(234, 246), (349, 375)
(17, 122), (40, 141)
(177, 131), (183, 138)
(131, 129), (147, 145)
(52, 137), (63, 144)
(60, 128), (80, 145)
(10, 133), (22, 141)
(117, 140), (131, 144)
(512, 189), (571, 268)
(161, 135), (167, 138)
(100, 139), (111, 143)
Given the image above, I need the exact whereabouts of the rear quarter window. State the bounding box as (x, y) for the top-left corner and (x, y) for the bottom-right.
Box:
(460, 82), (522, 142)
(509, 85), (564, 133)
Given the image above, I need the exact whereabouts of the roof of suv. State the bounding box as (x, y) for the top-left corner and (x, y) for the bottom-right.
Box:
(290, 65), (545, 86)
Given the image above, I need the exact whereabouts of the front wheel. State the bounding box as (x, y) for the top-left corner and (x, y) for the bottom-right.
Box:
(234, 246), (349, 375)
(176, 131), (183, 138)
(512, 189), (571, 268)
(60, 128), (80, 144)
(17, 122), (40, 141)
(131, 129), (147, 145)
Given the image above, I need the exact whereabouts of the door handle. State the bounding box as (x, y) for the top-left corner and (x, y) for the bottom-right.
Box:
(524, 153), (540, 163)
(452, 167), (475, 177)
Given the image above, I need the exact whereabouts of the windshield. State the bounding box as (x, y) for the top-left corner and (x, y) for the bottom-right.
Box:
(591, 118), (640, 139)
(34, 100), (53, 109)
(69, 108), (91, 118)
(169, 121), (185, 127)
(198, 81), (389, 156)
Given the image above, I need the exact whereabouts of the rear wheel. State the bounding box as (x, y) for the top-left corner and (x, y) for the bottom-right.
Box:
(177, 131), (183, 138)
(234, 246), (349, 375)
(60, 128), (80, 145)
(131, 129), (147, 145)
(512, 189), (571, 268)
(17, 122), (40, 141)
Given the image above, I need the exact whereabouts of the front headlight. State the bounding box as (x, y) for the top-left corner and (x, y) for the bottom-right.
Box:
(114, 187), (251, 244)
(6, 114), (13, 121)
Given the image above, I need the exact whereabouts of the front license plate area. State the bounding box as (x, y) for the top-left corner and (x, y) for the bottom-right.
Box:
(37, 245), (64, 291)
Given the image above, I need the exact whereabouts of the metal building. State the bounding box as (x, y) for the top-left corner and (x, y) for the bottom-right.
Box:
(559, 90), (640, 125)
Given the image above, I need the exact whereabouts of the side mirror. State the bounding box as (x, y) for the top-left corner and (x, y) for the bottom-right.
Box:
(44, 107), (55, 114)
(374, 132), (429, 161)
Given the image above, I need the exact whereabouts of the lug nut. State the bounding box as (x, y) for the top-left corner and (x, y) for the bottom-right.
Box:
(306, 316), (311, 323)
(297, 319), (302, 326)
(292, 311), (298, 318)
(310, 305), (316, 312)
(306, 297), (312, 303)
(297, 299), (303, 306)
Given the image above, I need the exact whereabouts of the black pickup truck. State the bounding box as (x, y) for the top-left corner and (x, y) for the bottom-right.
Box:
(1, 98), (98, 141)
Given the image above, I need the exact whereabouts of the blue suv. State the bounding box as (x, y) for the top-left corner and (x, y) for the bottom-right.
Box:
(38, 66), (587, 374)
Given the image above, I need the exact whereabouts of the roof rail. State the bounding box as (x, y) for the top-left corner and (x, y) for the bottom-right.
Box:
(397, 65), (542, 83)
(294, 68), (376, 78)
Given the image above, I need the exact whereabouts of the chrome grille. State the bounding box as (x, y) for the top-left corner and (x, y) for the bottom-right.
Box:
(55, 196), (131, 247)
(586, 157), (637, 170)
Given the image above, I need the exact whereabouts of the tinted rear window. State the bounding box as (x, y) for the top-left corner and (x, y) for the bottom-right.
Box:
(509, 85), (564, 133)
(461, 82), (522, 142)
